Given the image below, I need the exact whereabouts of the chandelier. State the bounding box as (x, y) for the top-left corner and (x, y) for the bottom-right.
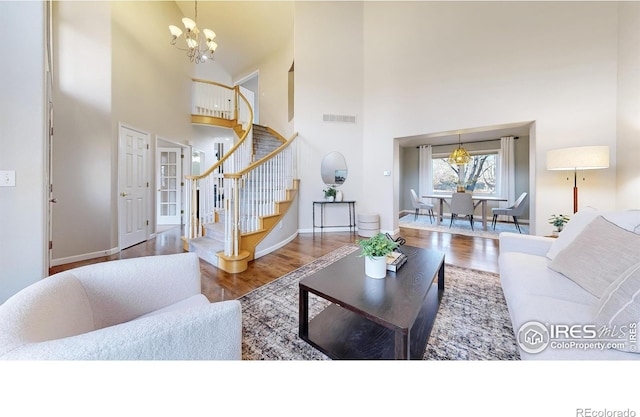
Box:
(169, 0), (217, 64)
(448, 134), (472, 165)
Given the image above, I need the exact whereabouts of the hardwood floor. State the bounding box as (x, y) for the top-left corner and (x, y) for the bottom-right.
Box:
(49, 226), (499, 302)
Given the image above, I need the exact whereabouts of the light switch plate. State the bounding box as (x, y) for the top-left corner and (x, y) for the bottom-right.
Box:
(0, 170), (16, 187)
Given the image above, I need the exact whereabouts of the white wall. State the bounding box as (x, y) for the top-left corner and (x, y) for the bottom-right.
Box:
(0, 2), (46, 303)
(52, 1), (113, 261)
(616, 1), (640, 210)
(295, 1), (364, 232)
(294, 1), (621, 235)
(236, 36), (295, 138)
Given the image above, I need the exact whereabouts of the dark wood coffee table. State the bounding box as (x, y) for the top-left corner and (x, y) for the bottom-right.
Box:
(299, 246), (445, 360)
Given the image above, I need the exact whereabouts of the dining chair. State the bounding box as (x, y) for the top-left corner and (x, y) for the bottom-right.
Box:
(491, 192), (528, 233)
(449, 192), (475, 230)
(410, 189), (434, 223)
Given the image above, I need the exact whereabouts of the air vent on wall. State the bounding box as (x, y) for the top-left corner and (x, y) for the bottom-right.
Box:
(322, 114), (357, 124)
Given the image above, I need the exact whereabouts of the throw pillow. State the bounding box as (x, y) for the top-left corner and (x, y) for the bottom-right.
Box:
(594, 262), (640, 353)
(549, 216), (640, 298)
(545, 208), (599, 261)
(546, 209), (640, 261)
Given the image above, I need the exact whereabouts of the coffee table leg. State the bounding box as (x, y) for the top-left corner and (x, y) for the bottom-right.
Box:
(436, 262), (445, 302)
(395, 330), (409, 359)
(299, 285), (309, 338)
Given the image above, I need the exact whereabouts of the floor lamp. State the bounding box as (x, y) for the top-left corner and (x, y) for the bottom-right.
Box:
(546, 145), (610, 213)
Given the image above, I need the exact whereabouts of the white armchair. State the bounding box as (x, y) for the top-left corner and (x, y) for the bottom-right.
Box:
(0, 253), (242, 360)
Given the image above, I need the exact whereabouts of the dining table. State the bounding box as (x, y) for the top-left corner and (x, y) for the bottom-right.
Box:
(422, 194), (508, 231)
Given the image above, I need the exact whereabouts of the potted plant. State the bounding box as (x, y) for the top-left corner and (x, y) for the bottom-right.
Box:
(548, 214), (570, 235)
(323, 186), (337, 202)
(358, 233), (399, 278)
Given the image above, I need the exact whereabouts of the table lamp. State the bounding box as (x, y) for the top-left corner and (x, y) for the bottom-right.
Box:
(546, 145), (610, 213)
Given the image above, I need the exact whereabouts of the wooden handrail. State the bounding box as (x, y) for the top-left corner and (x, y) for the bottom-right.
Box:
(192, 78), (235, 90)
(225, 132), (298, 179)
(185, 86), (254, 181)
(263, 126), (287, 143)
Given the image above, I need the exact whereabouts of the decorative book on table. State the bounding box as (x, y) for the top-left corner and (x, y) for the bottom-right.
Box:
(386, 251), (407, 272)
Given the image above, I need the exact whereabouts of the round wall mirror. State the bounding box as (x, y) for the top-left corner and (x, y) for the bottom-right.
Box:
(321, 151), (348, 186)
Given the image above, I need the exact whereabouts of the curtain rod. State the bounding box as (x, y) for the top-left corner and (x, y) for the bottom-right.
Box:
(416, 136), (519, 148)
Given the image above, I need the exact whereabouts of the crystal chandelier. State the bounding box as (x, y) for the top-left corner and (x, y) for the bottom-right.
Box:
(448, 134), (472, 165)
(169, 0), (217, 64)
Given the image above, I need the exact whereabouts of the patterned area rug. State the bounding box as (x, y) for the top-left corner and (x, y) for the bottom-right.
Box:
(399, 213), (529, 239)
(239, 244), (520, 360)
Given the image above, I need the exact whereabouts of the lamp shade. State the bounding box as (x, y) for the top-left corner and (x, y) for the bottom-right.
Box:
(203, 29), (216, 41)
(169, 25), (183, 38)
(182, 17), (196, 31)
(546, 146), (610, 171)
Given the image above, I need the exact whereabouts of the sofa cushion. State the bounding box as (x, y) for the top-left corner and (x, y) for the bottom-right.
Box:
(500, 252), (597, 307)
(549, 216), (640, 298)
(594, 262), (640, 353)
(546, 209), (640, 261)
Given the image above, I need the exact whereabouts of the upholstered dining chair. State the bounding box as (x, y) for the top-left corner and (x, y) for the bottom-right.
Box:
(449, 192), (475, 230)
(410, 189), (434, 223)
(491, 192), (528, 233)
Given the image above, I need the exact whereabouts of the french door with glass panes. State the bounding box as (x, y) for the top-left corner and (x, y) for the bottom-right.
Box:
(157, 148), (182, 225)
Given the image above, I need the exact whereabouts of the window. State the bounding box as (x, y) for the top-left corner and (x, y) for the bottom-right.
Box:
(432, 152), (498, 195)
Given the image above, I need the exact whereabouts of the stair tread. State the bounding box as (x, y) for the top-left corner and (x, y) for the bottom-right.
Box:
(189, 236), (225, 252)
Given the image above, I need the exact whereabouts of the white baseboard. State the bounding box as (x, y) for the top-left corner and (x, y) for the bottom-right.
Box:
(254, 230), (299, 259)
(50, 247), (120, 267)
(299, 226), (355, 233)
(299, 227), (396, 236)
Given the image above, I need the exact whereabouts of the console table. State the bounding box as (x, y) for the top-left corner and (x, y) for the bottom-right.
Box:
(312, 201), (356, 234)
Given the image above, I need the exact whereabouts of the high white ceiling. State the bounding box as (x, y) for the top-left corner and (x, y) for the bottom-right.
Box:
(174, 1), (294, 77)
(172, 2), (531, 145)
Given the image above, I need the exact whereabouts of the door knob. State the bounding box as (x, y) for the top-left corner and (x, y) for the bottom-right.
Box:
(120, 192), (129, 197)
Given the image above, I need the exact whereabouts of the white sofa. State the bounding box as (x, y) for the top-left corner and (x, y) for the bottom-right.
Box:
(0, 253), (242, 360)
(499, 209), (640, 360)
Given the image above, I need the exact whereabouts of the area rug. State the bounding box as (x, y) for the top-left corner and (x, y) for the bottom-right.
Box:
(399, 213), (529, 239)
(239, 244), (520, 360)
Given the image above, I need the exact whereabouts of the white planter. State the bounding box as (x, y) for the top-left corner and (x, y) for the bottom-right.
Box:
(365, 255), (387, 279)
(325, 196), (335, 202)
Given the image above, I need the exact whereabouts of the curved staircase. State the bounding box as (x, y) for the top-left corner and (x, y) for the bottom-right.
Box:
(183, 79), (299, 273)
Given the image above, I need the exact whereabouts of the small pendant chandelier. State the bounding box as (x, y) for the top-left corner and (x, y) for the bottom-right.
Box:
(169, 0), (217, 64)
(448, 134), (472, 165)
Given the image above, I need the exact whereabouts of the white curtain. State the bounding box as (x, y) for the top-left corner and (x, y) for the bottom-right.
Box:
(498, 136), (516, 220)
(418, 145), (433, 201)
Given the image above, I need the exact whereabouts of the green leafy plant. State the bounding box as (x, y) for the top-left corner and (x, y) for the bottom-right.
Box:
(358, 233), (399, 259)
(548, 214), (570, 231)
(323, 186), (337, 198)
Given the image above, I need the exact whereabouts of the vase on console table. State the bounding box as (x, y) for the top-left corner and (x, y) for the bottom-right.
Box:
(335, 190), (343, 202)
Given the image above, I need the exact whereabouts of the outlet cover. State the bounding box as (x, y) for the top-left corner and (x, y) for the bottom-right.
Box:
(0, 170), (16, 187)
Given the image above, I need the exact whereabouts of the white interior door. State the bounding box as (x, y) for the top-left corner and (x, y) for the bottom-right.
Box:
(156, 147), (182, 225)
(118, 125), (149, 249)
